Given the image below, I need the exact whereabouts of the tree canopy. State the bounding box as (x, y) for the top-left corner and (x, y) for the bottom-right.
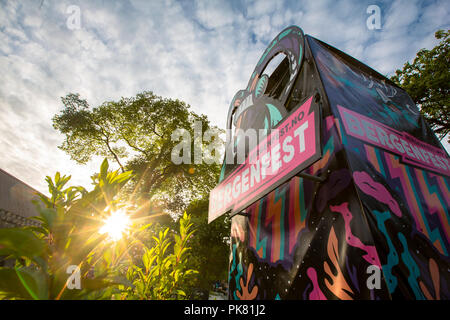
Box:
(53, 91), (222, 215)
(391, 30), (450, 142)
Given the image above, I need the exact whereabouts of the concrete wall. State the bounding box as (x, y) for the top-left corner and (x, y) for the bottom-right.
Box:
(0, 168), (41, 227)
(0, 169), (43, 266)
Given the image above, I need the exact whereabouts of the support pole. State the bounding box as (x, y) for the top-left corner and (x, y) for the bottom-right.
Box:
(296, 172), (326, 183)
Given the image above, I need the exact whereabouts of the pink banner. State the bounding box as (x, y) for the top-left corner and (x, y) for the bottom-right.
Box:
(338, 105), (450, 177)
(209, 97), (320, 223)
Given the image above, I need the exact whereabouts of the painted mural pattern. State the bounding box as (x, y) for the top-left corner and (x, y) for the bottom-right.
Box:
(310, 36), (450, 299)
(227, 26), (450, 300)
(229, 111), (391, 299)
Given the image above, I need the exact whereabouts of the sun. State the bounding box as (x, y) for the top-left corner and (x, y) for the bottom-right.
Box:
(99, 209), (131, 241)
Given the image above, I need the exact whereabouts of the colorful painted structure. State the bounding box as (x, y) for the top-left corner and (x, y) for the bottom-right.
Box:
(212, 26), (450, 300)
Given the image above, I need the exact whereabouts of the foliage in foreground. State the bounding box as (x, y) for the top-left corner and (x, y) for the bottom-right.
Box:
(0, 159), (198, 300)
(118, 212), (198, 300)
(51, 91), (229, 294)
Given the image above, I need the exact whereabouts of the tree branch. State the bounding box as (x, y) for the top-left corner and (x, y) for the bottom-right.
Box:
(100, 128), (125, 172)
(120, 133), (149, 157)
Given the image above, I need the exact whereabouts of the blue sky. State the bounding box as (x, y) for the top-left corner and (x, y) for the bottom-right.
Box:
(0, 0), (449, 193)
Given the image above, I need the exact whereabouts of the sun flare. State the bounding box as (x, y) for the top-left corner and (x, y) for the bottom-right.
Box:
(99, 209), (131, 241)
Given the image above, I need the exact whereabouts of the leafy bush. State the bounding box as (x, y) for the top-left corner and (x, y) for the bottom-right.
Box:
(0, 159), (198, 300)
(0, 159), (133, 299)
(116, 212), (198, 300)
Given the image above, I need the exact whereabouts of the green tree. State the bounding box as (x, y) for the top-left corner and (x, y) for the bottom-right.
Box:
(185, 198), (230, 295)
(391, 30), (450, 141)
(53, 91), (223, 215)
(52, 91), (231, 299)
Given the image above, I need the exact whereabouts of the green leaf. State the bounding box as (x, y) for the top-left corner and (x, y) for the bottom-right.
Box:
(0, 267), (48, 300)
(0, 228), (45, 260)
(36, 207), (57, 230)
(138, 223), (152, 232)
(100, 158), (109, 181)
(111, 170), (133, 184)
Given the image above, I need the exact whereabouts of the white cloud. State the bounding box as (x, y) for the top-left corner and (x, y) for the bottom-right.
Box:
(194, 0), (235, 29)
(384, 0), (420, 31)
(245, 0), (283, 19)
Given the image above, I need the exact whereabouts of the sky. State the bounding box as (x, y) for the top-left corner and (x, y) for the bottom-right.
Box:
(0, 0), (449, 194)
